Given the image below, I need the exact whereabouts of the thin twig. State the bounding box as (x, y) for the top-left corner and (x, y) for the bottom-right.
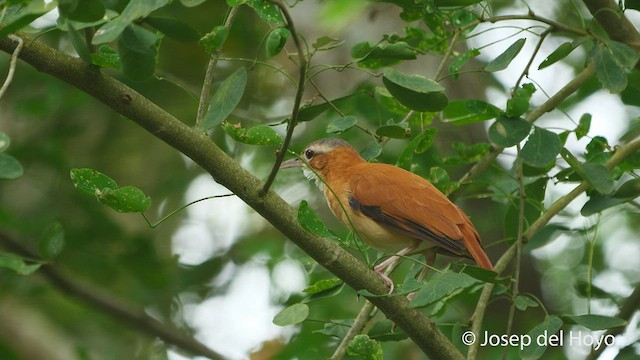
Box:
(501, 145), (525, 360)
(195, 6), (240, 128)
(0, 34), (23, 101)
(261, 0), (308, 195)
(435, 30), (460, 81)
(0, 231), (225, 360)
(513, 27), (552, 90)
(449, 61), (596, 201)
(467, 138), (640, 359)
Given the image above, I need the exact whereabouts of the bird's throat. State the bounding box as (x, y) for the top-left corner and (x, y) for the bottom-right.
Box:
(302, 167), (324, 190)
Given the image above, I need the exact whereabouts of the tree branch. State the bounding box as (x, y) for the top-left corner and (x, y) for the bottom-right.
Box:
(0, 34), (463, 360)
(0, 231), (225, 360)
(261, 0), (308, 195)
(449, 61), (597, 201)
(582, 0), (640, 53)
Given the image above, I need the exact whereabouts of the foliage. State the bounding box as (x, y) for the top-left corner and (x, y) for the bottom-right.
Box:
(0, 0), (639, 359)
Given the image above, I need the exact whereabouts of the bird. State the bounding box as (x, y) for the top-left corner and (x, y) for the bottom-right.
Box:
(280, 138), (493, 291)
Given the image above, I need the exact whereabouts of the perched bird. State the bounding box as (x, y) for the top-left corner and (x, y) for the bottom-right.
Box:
(280, 138), (492, 291)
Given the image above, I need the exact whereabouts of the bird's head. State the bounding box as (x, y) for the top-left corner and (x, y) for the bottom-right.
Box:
(280, 138), (362, 189)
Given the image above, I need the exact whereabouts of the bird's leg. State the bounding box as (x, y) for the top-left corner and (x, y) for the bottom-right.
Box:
(374, 245), (418, 293)
(407, 249), (436, 301)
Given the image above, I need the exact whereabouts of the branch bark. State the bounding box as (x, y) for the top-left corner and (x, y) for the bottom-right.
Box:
(0, 34), (462, 360)
(0, 231), (225, 360)
(583, 0), (640, 52)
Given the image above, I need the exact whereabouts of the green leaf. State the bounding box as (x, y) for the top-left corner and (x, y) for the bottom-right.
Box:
(246, 0), (284, 25)
(297, 92), (364, 122)
(0, 253), (41, 275)
(520, 316), (563, 360)
(538, 42), (577, 70)
(484, 38), (526, 72)
(222, 123), (282, 146)
(58, 0), (105, 22)
(582, 163), (614, 195)
(396, 130), (436, 169)
(562, 314), (627, 330)
(70, 168), (118, 196)
(0, 1), (56, 38)
(67, 24), (92, 63)
(574, 280), (615, 300)
(117, 24), (161, 81)
(201, 68), (248, 130)
(505, 177), (547, 241)
(581, 178), (640, 215)
(314, 319), (353, 339)
(621, 70), (640, 107)
(382, 69), (448, 112)
(145, 17), (200, 42)
(506, 83), (536, 117)
(434, 0), (483, 6)
(0, 132), (9, 152)
(590, 40), (640, 93)
(326, 116), (358, 133)
(303, 278), (343, 295)
(273, 303), (309, 326)
(576, 113), (591, 139)
(442, 100), (501, 125)
(0, 153), (24, 180)
(353, 41), (417, 64)
(488, 116), (532, 147)
(514, 294), (538, 311)
(265, 27), (290, 57)
(91, 45), (121, 70)
(92, 0), (170, 44)
(200, 25), (229, 53)
(360, 140), (382, 161)
(97, 186), (151, 213)
(38, 222), (65, 260)
(297, 200), (337, 239)
(449, 48), (480, 78)
(312, 36), (343, 51)
(520, 127), (563, 168)
(347, 335), (383, 360)
(181, 0), (207, 6)
(376, 124), (411, 139)
(409, 269), (479, 308)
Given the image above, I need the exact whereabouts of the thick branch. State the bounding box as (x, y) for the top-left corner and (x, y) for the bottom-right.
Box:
(583, 0), (640, 52)
(0, 231), (225, 360)
(0, 35), (462, 360)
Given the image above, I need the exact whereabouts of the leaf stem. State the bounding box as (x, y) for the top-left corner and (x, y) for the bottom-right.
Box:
(141, 193), (235, 228)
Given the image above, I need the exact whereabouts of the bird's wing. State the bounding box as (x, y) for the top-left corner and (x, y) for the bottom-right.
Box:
(348, 163), (470, 256)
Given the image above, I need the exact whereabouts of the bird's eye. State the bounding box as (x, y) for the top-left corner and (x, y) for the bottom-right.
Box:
(304, 149), (315, 159)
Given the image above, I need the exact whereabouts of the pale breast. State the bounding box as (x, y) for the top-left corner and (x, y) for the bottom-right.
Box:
(323, 186), (433, 254)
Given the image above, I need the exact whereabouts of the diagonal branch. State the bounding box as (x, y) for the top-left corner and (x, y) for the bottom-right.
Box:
(0, 34), (463, 360)
(0, 231), (225, 360)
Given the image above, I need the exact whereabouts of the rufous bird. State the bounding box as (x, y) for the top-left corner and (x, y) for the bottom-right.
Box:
(280, 138), (492, 291)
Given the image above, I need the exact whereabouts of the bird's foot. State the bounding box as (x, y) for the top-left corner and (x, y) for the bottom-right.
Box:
(374, 265), (395, 294)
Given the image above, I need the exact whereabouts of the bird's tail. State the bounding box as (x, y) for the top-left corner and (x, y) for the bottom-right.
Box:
(461, 222), (493, 270)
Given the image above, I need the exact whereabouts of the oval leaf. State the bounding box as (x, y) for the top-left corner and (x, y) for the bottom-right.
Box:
(409, 270), (479, 308)
(145, 17), (200, 42)
(326, 116), (357, 133)
(117, 24), (161, 81)
(70, 168), (118, 196)
(273, 303), (309, 326)
(0, 253), (41, 275)
(539, 42), (576, 70)
(347, 335), (383, 360)
(520, 127), (563, 168)
(488, 116), (532, 147)
(0, 132), (10, 152)
(38, 222), (65, 260)
(92, 0), (170, 44)
(266, 27), (290, 57)
(376, 124), (411, 139)
(520, 316), (563, 360)
(360, 140), (382, 161)
(442, 99), (501, 125)
(97, 186), (151, 213)
(484, 38), (526, 72)
(382, 69), (448, 112)
(200, 25), (229, 53)
(0, 153), (24, 180)
(297, 200), (337, 239)
(201, 67), (248, 130)
(562, 314), (627, 330)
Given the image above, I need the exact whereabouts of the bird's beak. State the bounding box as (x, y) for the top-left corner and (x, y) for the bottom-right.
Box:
(280, 158), (304, 169)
